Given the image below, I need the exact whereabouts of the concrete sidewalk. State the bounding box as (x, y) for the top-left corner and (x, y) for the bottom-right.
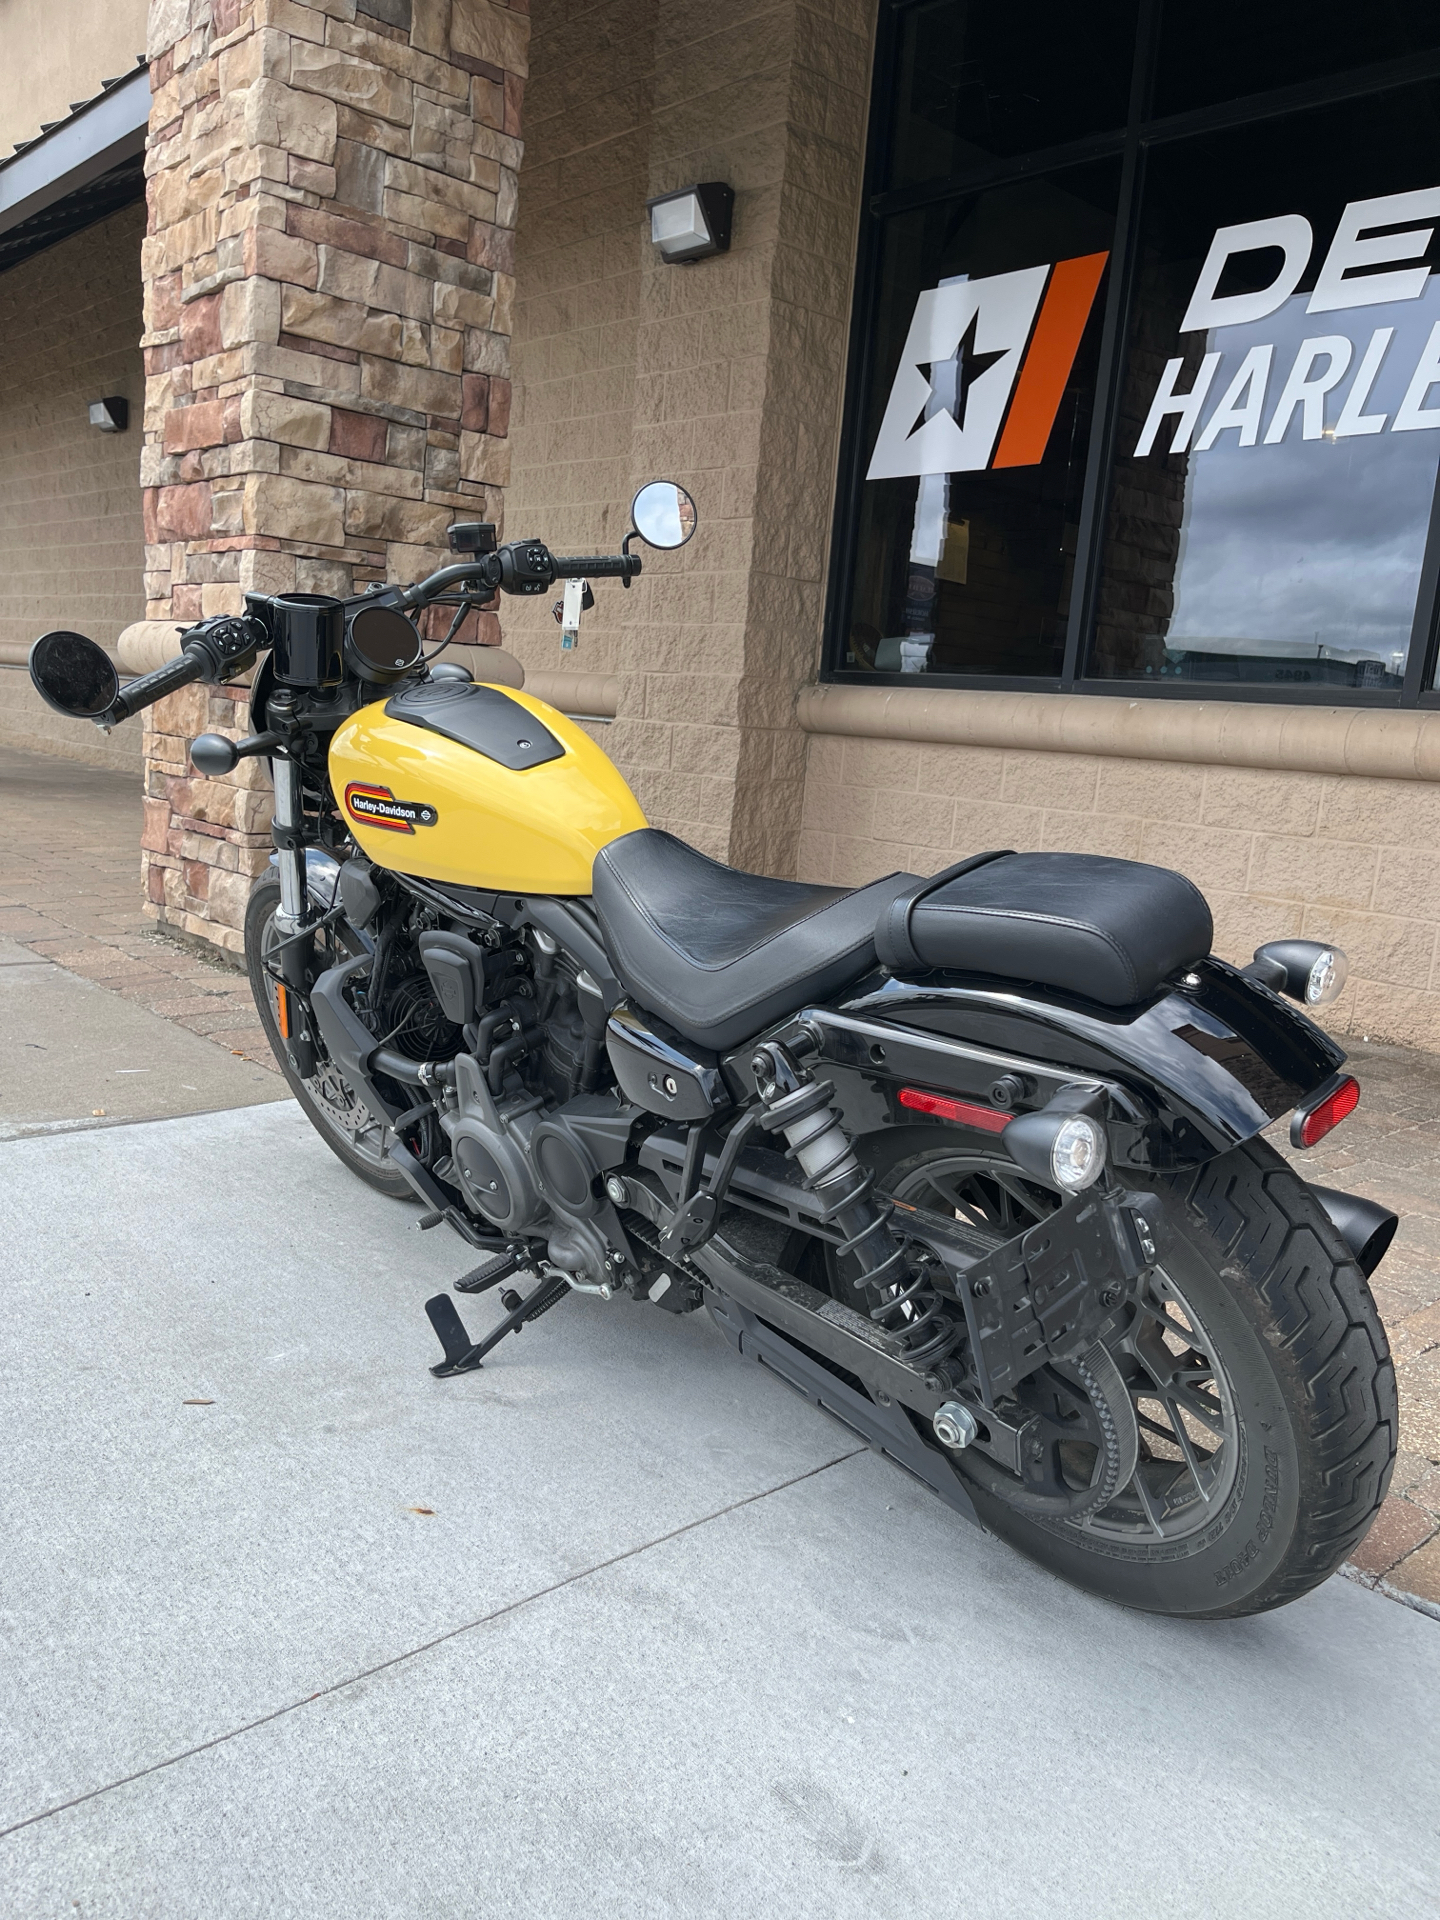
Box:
(2, 1103), (1438, 1917)
(0, 934), (281, 1140)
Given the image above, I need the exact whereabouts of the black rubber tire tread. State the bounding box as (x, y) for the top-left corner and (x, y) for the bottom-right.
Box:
(244, 876), (412, 1200)
(838, 1127), (1395, 1616)
(1171, 1135), (1397, 1614)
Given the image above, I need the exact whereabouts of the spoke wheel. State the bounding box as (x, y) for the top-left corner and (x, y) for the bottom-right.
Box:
(828, 1130), (1395, 1616)
(851, 1148), (1239, 1546)
(244, 877), (410, 1198)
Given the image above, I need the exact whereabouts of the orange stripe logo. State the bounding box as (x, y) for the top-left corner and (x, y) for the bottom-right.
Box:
(993, 253), (1108, 468)
(867, 253), (1108, 479)
(344, 783), (439, 833)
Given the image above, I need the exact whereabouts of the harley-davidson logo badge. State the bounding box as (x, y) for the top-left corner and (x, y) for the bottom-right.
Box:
(344, 783), (439, 833)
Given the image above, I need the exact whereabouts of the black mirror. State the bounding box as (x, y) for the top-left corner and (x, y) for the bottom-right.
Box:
(29, 630), (120, 719)
(629, 480), (698, 550)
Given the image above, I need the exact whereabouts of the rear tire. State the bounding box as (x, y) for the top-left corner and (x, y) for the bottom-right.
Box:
(244, 876), (412, 1200)
(983, 1138), (1396, 1616)
(840, 1130), (1397, 1617)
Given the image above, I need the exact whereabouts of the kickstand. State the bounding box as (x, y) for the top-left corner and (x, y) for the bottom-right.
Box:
(424, 1274), (571, 1377)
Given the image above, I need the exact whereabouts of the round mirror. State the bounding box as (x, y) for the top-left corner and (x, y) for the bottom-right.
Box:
(630, 480), (698, 550)
(29, 630), (120, 719)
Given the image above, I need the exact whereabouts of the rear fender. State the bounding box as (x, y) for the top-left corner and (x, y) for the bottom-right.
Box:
(746, 957), (1346, 1173)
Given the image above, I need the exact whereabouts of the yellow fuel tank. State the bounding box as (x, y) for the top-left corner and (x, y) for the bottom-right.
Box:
(328, 679), (646, 894)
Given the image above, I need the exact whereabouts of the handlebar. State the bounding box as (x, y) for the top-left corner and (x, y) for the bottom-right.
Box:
(102, 615), (264, 726)
(109, 646), (208, 723)
(548, 555), (640, 581)
(393, 543), (641, 610)
(392, 562), (496, 611)
(67, 539), (642, 728)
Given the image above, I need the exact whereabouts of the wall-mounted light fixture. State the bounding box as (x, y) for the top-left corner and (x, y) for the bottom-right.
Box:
(88, 397), (129, 432)
(646, 182), (734, 264)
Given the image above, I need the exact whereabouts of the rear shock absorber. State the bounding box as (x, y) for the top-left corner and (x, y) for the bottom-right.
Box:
(751, 1041), (956, 1367)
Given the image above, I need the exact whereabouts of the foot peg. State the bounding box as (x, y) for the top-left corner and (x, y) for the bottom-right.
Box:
(424, 1272), (572, 1378)
(454, 1251), (520, 1294)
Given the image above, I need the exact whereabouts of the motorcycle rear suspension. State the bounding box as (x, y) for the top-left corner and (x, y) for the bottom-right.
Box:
(751, 1041), (959, 1367)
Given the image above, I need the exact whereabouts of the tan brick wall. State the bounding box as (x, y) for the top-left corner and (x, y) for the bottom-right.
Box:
(503, 0), (875, 870)
(0, 201), (146, 659)
(798, 733), (1440, 1052)
(0, 671), (144, 773)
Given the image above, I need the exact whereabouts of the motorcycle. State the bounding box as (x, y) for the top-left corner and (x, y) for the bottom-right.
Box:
(31, 479), (1400, 1618)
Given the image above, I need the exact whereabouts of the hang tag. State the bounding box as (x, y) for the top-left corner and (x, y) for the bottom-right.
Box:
(560, 576), (584, 651)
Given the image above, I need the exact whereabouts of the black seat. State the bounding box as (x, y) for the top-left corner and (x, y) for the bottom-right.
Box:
(879, 850), (1212, 1006)
(592, 829), (906, 1051)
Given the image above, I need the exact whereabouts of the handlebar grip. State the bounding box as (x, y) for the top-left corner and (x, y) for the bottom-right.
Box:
(110, 646), (208, 723)
(548, 554), (641, 581)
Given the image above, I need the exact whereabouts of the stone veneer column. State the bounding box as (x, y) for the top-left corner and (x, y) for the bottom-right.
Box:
(137, 0), (525, 954)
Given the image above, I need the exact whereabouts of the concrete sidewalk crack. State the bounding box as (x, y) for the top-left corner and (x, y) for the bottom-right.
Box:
(0, 1447), (866, 1842)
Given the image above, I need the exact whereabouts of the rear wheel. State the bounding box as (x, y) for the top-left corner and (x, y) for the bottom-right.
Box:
(833, 1130), (1396, 1617)
(244, 876), (410, 1199)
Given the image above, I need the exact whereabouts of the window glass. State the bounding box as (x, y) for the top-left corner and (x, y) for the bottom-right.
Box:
(886, 0), (1136, 190)
(843, 164), (1118, 677)
(1152, 0), (1440, 120)
(1088, 87), (1440, 690)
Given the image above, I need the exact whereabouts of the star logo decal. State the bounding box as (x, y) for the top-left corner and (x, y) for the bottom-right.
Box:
(910, 309), (1010, 438)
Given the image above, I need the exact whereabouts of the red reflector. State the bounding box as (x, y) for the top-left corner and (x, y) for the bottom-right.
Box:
(899, 1087), (1010, 1133)
(1295, 1075), (1360, 1148)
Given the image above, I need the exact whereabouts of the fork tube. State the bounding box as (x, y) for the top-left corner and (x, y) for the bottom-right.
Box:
(268, 687), (308, 940)
(273, 752), (307, 931)
(269, 743), (317, 1077)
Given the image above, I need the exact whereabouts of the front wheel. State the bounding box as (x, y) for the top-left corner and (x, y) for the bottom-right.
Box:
(244, 876), (411, 1199)
(837, 1132), (1397, 1617)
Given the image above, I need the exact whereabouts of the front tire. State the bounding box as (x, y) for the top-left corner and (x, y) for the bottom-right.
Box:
(843, 1131), (1397, 1617)
(244, 876), (411, 1199)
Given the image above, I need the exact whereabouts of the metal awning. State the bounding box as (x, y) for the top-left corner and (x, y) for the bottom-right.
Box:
(0, 62), (149, 272)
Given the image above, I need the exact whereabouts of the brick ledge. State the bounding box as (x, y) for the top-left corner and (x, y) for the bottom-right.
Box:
(797, 683), (1440, 783)
(524, 670), (618, 717)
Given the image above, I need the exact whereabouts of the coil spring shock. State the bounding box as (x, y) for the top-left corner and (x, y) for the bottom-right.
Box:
(752, 1041), (957, 1367)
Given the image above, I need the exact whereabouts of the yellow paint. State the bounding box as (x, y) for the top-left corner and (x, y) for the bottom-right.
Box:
(328, 683), (647, 894)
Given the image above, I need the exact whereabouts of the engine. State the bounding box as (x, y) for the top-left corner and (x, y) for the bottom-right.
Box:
(356, 885), (643, 1296)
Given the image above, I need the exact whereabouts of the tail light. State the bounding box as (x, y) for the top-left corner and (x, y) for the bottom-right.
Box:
(1290, 1074), (1359, 1149)
(898, 1087), (1010, 1134)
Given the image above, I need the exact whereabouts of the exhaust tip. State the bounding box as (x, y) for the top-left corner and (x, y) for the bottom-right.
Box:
(1312, 1184), (1399, 1278)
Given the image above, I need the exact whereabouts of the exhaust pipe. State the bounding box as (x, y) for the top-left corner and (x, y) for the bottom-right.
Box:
(1312, 1185), (1398, 1278)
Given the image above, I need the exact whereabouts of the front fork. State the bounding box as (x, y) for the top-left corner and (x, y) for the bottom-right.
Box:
(269, 716), (319, 1078)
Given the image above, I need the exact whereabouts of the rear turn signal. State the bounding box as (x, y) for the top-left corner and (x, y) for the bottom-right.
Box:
(898, 1087), (1010, 1134)
(1003, 1108), (1108, 1192)
(1250, 938), (1348, 1006)
(1290, 1074), (1359, 1149)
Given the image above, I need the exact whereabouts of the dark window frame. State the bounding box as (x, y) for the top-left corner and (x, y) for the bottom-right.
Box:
(822, 0), (1440, 707)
